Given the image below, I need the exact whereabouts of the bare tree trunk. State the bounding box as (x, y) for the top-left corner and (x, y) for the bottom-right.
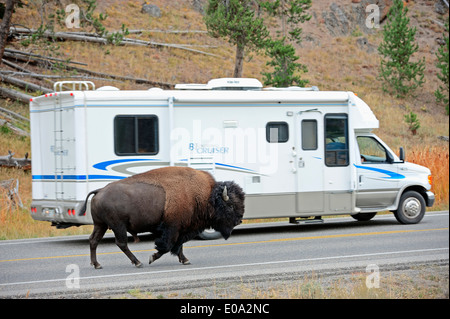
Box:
(233, 44), (244, 78)
(281, 0), (287, 39)
(0, 0), (15, 66)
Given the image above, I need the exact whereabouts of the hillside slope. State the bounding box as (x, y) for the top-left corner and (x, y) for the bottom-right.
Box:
(0, 0), (448, 231)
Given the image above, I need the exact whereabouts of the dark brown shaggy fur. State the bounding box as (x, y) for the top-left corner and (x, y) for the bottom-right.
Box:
(80, 167), (245, 269)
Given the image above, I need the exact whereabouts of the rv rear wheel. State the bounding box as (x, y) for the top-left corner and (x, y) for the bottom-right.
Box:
(351, 212), (377, 221)
(394, 191), (426, 224)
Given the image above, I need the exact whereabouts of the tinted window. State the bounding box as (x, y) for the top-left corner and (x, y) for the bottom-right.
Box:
(325, 114), (349, 166)
(302, 120), (317, 150)
(114, 116), (159, 155)
(266, 122), (289, 143)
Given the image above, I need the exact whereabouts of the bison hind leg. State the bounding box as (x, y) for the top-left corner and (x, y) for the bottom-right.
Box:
(111, 225), (142, 268)
(89, 223), (108, 269)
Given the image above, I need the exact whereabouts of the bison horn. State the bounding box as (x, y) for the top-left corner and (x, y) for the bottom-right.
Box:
(222, 186), (229, 202)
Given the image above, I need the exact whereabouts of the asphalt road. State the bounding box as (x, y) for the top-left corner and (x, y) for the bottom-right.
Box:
(0, 211), (448, 298)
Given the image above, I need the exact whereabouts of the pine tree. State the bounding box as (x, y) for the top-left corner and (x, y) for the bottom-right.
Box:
(204, 0), (270, 78)
(378, 0), (425, 98)
(435, 18), (449, 115)
(262, 39), (308, 87)
(260, 0), (311, 87)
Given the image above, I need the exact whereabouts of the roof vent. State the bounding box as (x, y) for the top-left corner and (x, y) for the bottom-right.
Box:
(207, 78), (263, 90)
(96, 86), (120, 91)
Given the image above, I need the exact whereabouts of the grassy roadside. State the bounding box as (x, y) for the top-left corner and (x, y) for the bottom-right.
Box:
(109, 263), (449, 299)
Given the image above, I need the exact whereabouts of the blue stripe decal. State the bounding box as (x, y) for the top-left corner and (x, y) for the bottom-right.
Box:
(93, 159), (160, 171)
(215, 162), (256, 172)
(32, 175), (125, 180)
(354, 164), (405, 179)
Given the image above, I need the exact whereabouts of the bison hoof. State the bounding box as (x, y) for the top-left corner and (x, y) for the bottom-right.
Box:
(92, 263), (102, 269)
(181, 259), (191, 265)
(134, 261), (143, 268)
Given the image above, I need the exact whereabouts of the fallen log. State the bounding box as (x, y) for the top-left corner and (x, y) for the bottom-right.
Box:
(0, 74), (53, 93)
(3, 51), (54, 67)
(10, 27), (219, 57)
(3, 56), (173, 89)
(0, 151), (31, 170)
(0, 86), (33, 104)
(1, 58), (57, 90)
(0, 56), (174, 89)
(0, 106), (29, 122)
(0, 118), (30, 136)
(119, 36), (220, 56)
(122, 29), (208, 34)
(1, 59), (35, 74)
(64, 65), (174, 89)
(1, 71), (121, 82)
(4, 48), (88, 66)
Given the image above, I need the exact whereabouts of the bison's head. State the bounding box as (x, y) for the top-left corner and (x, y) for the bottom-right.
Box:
(209, 181), (245, 240)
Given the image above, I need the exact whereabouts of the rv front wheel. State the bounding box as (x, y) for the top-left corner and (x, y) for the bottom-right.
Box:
(394, 191), (426, 224)
(197, 228), (222, 240)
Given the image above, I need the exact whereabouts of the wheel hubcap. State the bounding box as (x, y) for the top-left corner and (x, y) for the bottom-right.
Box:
(403, 198), (421, 218)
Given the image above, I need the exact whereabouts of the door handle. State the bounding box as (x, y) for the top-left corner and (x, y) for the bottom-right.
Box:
(290, 160), (297, 173)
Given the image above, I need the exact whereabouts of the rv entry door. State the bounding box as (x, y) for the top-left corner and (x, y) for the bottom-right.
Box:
(295, 110), (324, 214)
(296, 112), (354, 215)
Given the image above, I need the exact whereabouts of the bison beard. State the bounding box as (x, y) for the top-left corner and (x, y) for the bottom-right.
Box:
(80, 167), (245, 269)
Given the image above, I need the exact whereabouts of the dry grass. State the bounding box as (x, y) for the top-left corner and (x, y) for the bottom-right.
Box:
(0, 167), (93, 240)
(408, 145), (449, 210)
(112, 264), (449, 299)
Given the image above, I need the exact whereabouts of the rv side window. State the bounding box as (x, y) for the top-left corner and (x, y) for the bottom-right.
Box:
(114, 115), (159, 155)
(325, 114), (349, 166)
(302, 120), (318, 150)
(266, 122), (289, 143)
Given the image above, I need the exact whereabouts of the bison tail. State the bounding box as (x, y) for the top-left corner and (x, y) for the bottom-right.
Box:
(78, 189), (101, 216)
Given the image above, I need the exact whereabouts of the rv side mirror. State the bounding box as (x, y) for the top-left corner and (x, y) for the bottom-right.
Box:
(399, 147), (405, 162)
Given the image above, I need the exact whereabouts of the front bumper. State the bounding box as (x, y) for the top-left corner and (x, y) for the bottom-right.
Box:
(425, 191), (435, 207)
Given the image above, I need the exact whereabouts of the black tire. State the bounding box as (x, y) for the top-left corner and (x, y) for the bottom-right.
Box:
(197, 228), (222, 240)
(394, 191), (426, 224)
(351, 212), (377, 221)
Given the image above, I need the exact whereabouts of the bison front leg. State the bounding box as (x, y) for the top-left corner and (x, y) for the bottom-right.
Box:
(150, 224), (179, 265)
(149, 236), (170, 264)
(176, 246), (190, 265)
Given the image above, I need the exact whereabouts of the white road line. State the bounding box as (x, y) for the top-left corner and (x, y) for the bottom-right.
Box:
(1, 247), (448, 287)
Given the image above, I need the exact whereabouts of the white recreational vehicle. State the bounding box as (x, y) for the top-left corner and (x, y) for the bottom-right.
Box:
(29, 78), (434, 232)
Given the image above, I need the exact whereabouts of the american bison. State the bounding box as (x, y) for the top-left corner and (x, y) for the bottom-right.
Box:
(79, 167), (245, 269)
